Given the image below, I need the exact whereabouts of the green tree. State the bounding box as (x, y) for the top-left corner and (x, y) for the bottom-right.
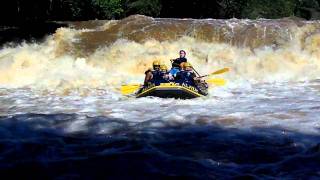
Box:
(242, 0), (296, 19)
(126, 0), (161, 17)
(295, 0), (320, 19)
(217, 0), (248, 18)
(92, 0), (124, 19)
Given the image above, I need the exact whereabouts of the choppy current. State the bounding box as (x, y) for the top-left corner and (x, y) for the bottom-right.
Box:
(0, 15), (320, 179)
(0, 81), (319, 179)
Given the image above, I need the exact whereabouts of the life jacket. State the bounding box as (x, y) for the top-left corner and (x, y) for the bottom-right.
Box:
(177, 70), (196, 86)
(169, 67), (180, 77)
(150, 70), (167, 85)
(172, 57), (187, 68)
(152, 70), (163, 80)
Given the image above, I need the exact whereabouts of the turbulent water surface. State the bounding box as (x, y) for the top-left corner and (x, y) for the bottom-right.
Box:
(0, 15), (320, 179)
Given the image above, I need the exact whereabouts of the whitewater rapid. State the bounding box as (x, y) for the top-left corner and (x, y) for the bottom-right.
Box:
(1, 16), (320, 91)
(0, 15), (320, 178)
(0, 15), (320, 137)
(0, 80), (319, 135)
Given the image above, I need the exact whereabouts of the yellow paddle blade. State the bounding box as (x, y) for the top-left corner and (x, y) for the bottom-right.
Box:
(206, 78), (226, 86)
(121, 84), (141, 95)
(210, 68), (230, 76)
(121, 84), (140, 91)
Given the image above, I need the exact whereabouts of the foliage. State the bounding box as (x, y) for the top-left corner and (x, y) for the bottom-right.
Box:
(217, 0), (248, 18)
(295, 0), (320, 19)
(241, 0), (297, 19)
(126, 0), (161, 16)
(92, 0), (124, 19)
(2, 0), (320, 25)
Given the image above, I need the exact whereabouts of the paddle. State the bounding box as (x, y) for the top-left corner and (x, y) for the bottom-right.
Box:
(121, 84), (141, 95)
(192, 67), (229, 86)
(206, 78), (226, 86)
(192, 67), (201, 77)
(199, 68), (230, 78)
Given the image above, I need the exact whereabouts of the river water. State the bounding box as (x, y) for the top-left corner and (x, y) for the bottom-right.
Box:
(0, 15), (320, 179)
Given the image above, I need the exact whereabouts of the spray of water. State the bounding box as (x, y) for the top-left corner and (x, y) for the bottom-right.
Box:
(0, 15), (320, 94)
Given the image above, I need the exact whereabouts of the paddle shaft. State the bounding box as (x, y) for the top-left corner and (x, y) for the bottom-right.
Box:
(199, 75), (209, 78)
(192, 67), (201, 77)
(199, 68), (230, 78)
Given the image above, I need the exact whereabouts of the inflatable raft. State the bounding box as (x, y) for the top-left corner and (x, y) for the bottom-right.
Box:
(136, 82), (208, 99)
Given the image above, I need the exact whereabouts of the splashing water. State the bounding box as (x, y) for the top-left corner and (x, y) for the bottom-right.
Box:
(1, 15), (320, 91)
(0, 15), (320, 178)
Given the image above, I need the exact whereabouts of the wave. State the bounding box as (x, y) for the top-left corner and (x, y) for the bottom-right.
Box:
(1, 15), (320, 91)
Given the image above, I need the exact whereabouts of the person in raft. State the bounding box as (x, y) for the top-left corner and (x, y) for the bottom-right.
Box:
(160, 64), (174, 81)
(184, 62), (208, 94)
(144, 60), (163, 86)
(169, 50), (188, 77)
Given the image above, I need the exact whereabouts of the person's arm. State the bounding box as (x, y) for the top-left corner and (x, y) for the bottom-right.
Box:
(193, 75), (204, 82)
(145, 68), (152, 74)
(144, 70), (153, 85)
(171, 59), (180, 67)
(192, 72), (200, 81)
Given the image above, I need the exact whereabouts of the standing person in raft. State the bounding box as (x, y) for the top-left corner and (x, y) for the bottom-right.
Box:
(169, 50), (188, 77)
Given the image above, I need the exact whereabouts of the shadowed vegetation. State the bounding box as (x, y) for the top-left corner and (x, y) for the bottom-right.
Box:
(1, 0), (320, 25)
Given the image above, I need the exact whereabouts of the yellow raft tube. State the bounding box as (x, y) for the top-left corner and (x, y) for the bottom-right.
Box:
(136, 82), (206, 99)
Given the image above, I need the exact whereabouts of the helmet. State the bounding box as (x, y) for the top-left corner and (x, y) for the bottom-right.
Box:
(160, 64), (167, 71)
(183, 62), (192, 68)
(152, 60), (161, 66)
(152, 60), (161, 70)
